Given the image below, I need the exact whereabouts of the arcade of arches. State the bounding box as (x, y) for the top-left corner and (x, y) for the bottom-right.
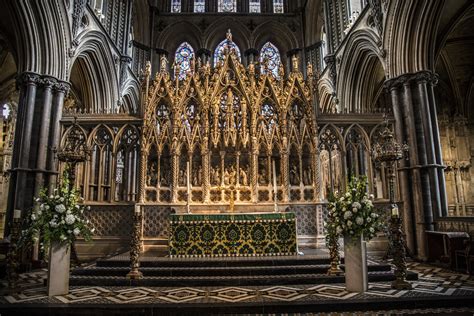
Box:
(0, 0), (473, 263)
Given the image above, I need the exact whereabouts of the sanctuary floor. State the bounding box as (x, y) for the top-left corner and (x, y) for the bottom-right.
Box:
(0, 250), (473, 315)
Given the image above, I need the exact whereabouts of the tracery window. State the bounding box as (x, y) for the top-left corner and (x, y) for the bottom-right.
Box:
(194, 0), (205, 12)
(213, 39), (241, 67)
(273, 0), (284, 13)
(259, 42), (281, 78)
(171, 0), (181, 12)
(175, 42), (195, 80)
(89, 127), (113, 201)
(115, 126), (139, 202)
(218, 0), (237, 12)
(249, 0), (260, 13)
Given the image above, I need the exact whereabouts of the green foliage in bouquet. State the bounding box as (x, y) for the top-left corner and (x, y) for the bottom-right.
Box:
(19, 167), (94, 249)
(325, 176), (382, 245)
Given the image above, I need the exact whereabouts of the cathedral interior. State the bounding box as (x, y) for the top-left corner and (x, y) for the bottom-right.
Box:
(0, 0), (473, 315)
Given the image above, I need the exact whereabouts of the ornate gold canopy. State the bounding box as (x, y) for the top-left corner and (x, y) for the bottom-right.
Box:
(139, 36), (318, 209)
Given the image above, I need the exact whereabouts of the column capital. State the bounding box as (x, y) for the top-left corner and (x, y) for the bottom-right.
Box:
(16, 72), (41, 87)
(41, 76), (57, 89)
(384, 70), (439, 90)
(53, 81), (71, 94)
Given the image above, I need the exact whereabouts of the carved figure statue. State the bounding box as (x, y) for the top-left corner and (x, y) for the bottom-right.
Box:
(223, 168), (229, 185)
(147, 162), (158, 186)
(229, 166), (236, 185)
(212, 166), (220, 185)
(292, 55), (299, 72)
(197, 166), (202, 185)
(179, 169), (185, 186)
(290, 164), (299, 185)
(303, 166), (312, 185)
(226, 29), (233, 42)
(240, 167), (248, 186)
(160, 55), (168, 73)
(258, 168), (267, 185)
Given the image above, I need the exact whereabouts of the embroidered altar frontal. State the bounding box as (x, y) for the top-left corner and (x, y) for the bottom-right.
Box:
(169, 212), (298, 257)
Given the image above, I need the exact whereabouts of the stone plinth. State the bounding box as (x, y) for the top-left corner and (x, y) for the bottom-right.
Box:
(47, 242), (70, 296)
(344, 235), (368, 292)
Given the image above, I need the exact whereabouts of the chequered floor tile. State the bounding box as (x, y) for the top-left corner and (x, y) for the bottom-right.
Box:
(1, 259), (473, 314)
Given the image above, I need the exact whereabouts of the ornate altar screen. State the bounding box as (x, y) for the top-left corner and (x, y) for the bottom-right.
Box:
(140, 32), (318, 212)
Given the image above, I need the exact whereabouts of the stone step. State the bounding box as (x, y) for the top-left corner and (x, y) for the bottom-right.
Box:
(95, 256), (344, 268)
(71, 263), (391, 277)
(69, 270), (418, 287)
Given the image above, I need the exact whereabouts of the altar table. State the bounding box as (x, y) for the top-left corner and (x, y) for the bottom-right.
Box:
(169, 212), (298, 257)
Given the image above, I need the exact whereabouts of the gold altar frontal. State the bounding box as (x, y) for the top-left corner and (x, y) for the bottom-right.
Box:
(169, 212), (298, 257)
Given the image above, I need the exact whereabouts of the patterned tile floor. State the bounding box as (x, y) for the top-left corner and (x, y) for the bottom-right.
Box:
(0, 261), (473, 315)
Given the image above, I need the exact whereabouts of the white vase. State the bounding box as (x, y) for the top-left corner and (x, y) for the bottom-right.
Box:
(47, 241), (71, 296)
(344, 234), (368, 292)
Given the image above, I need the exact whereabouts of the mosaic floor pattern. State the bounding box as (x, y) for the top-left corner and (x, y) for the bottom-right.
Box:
(1, 262), (473, 308)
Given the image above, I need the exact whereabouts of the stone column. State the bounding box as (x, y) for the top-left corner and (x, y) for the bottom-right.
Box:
(385, 70), (446, 259)
(426, 77), (448, 216)
(34, 77), (55, 197)
(48, 81), (70, 190)
(387, 81), (415, 252)
(14, 72), (40, 211)
(4, 73), (38, 236)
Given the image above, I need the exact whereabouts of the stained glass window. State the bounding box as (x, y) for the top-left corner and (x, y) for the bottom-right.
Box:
(175, 42), (195, 80)
(249, 0), (260, 13)
(218, 0), (236, 12)
(194, 0), (205, 12)
(273, 0), (283, 13)
(171, 0), (181, 12)
(259, 42), (281, 78)
(213, 39), (241, 67)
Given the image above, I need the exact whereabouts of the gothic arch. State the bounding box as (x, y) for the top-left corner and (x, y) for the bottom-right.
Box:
(252, 21), (299, 55)
(204, 19), (251, 55)
(156, 21), (202, 57)
(318, 78), (336, 113)
(71, 31), (120, 113)
(386, 0), (444, 77)
(121, 76), (140, 114)
(337, 30), (386, 113)
(1, 0), (70, 80)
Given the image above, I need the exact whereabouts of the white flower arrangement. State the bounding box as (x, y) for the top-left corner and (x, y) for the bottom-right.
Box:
(20, 168), (94, 248)
(325, 176), (382, 245)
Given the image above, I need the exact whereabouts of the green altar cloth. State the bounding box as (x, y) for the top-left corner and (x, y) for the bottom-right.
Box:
(169, 212), (298, 257)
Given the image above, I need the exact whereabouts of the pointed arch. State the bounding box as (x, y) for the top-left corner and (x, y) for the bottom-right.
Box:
(213, 39), (241, 67)
(260, 42), (282, 79)
(175, 42), (195, 80)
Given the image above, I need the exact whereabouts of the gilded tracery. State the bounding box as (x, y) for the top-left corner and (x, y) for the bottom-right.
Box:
(140, 33), (317, 207)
